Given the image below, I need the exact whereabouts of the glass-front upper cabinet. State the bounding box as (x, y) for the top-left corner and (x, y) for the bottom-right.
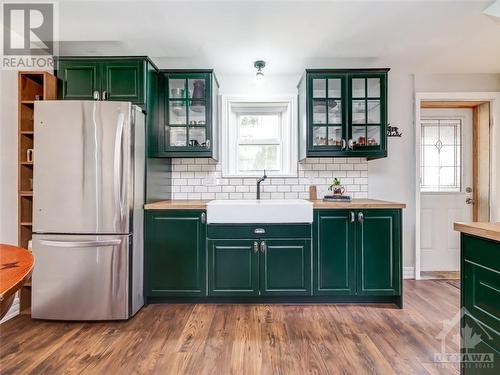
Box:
(158, 70), (219, 158)
(299, 69), (389, 159)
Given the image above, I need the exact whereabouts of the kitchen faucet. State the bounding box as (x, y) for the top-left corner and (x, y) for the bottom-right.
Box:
(256, 170), (267, 200)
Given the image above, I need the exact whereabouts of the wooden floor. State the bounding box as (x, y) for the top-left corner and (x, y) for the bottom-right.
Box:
(0, 280), (460, 375)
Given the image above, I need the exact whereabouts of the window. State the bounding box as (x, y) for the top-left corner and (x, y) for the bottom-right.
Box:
(222, 97), (297, 177)
(420, 118), (462, 192)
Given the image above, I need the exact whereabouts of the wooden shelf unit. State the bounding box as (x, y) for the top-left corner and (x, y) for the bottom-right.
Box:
(18, 71), (57, 250)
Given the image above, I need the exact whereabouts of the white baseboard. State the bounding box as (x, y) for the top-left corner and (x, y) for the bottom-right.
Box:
(403, 267), (415, 279)
(0, 296), (20, 324)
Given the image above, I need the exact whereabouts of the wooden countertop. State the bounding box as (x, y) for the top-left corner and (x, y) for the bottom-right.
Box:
(311, 199), (406, 209)
(144, 199), (405, 210)
(0, 244), (34, 318)
(454, 222), (500, 242)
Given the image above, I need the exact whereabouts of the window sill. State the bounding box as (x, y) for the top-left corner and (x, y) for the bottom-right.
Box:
(222, 173), (298, 179)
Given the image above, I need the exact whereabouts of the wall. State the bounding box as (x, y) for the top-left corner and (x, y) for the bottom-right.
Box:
(171, 157), (368, 200)
(0, 70), (19, 245)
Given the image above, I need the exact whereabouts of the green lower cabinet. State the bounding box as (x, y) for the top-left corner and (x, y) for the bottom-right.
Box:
(260, 239), (311, 296)
(461, 234), (500, 374)
(356, 209), (401, 296)
(314, 210), (356, 295)
(208, 239), (259, 296)
(145, 210), (206, 297)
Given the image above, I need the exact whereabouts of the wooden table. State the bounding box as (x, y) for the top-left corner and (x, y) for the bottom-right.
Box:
(0, 244), (34, 319)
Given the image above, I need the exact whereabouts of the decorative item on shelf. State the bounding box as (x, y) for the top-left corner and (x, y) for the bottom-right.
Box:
(170, 88), (185, 99)
(358, 136), (366, 146)
(190, 80), (205, 111)
(367, 137), (378, 146)
(387, 124), (403, 137)
(26, 149), (33, 163)
(324, 178), (352, 202)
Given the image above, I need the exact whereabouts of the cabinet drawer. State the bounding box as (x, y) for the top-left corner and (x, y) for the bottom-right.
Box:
(207, 224), (312, 239)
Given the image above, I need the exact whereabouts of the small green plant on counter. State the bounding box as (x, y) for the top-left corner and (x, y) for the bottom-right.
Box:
(328, 178), (341, 191)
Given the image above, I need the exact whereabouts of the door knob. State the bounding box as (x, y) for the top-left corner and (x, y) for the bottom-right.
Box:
(466, 198), (475, 205)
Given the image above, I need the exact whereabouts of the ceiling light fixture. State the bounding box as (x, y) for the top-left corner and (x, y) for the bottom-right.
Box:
(484, 0), (500, 18)
(254, 60), (265, 84)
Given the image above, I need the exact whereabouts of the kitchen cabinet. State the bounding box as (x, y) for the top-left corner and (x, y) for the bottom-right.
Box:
(314, 210), (356, 295)
(207, 224), (312, 296)
(298, 69), (389, 159)
(145, 210), (206, 297)
(208, 239), (259, 296)
(460, 233), (500, 374)
(314, 209), (401, 297)
(55, 56), (156, 107)
(150, 70), (220, 158)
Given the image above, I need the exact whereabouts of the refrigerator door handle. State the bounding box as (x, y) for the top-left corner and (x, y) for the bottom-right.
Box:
(113, 113), (125, 228)
(39, 239), (122, 248)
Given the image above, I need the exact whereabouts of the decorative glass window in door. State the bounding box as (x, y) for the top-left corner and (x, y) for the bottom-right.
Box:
(420, 119), (462, 192)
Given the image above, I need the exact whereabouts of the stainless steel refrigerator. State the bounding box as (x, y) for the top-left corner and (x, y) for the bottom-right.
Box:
(32, 101), (145, 320)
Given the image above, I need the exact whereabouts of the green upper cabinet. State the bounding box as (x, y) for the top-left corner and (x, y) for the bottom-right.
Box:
(356, 209), (401, 296)
(259, 239), (311, 296)
(149, 70), (220, 159)
(314, 210), (356, 295)
(101, 60), (145, 103)
(145, 210), (207, 297)
(208, 239), (259, 296)
(55, 56), (156, 108)
(56, 60), (100, 100)
(298, 69), (389, 159)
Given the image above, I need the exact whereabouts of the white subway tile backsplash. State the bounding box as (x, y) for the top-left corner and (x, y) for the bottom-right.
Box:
(170, 157), (369, 200)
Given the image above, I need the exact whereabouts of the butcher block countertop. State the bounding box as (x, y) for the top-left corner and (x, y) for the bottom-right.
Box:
(144, 199), (406, 210)
(454, 222), (500, 242)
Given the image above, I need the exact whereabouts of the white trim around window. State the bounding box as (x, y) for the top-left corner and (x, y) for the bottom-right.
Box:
(221, 96), (298, 177)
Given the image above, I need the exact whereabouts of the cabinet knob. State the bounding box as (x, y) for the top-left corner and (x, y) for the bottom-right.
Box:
(102, 91), (109, 100)
(253, 241), (259, 253)
(200, 212), (206, 224)
(260, 241), (267, 253)
(350, 211), (355, 223)
(358, 211), (364, 223)
(93, 90), (100, 100)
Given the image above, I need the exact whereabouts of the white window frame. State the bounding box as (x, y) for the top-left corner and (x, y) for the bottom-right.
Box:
(221, 96), (297, 177)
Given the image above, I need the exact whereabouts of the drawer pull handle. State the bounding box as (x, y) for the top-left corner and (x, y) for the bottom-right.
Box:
(254, 228), (265, 234)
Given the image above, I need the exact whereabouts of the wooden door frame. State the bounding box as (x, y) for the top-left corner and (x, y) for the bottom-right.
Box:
(414, 92), (499, 280)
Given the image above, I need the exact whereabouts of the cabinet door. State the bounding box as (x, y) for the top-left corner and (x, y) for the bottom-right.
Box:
(356, 209), (401, 295)
(260, 239), (311, 296)
(102, 60), (145, 105)
(314, 210), (355, 295)
(145, 210), (206, 297)
(208, 239), (259, 296)
(57, 60), (100, 100)
(308, 73), (347, 154)
(163, 72), (212, 157)
(348, 73), (387, 157)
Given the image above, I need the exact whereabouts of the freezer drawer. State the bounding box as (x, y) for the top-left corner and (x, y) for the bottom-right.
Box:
(32, 234), (131, 320)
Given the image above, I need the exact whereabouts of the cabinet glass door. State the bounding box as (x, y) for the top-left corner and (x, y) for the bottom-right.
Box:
(310, 75), (345, 150)
(165, 74), (210, 151)
(349, 75), (384, 151)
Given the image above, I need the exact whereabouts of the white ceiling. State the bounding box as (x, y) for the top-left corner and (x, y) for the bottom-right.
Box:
(57, 0), (500, 75)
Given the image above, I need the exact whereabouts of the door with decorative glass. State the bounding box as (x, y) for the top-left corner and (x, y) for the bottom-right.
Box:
(420, 108), (473, 272)
(163, 72), (214, 157)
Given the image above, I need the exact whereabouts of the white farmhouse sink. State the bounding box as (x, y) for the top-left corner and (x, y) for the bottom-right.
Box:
(207, 199), (313, 224)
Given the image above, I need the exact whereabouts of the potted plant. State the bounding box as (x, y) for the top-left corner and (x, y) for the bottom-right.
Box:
(328, 178), (345, 196)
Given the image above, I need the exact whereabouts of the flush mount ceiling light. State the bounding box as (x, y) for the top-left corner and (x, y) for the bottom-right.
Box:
(254, 60), (266, 84)
(484, 0), (500, 18)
